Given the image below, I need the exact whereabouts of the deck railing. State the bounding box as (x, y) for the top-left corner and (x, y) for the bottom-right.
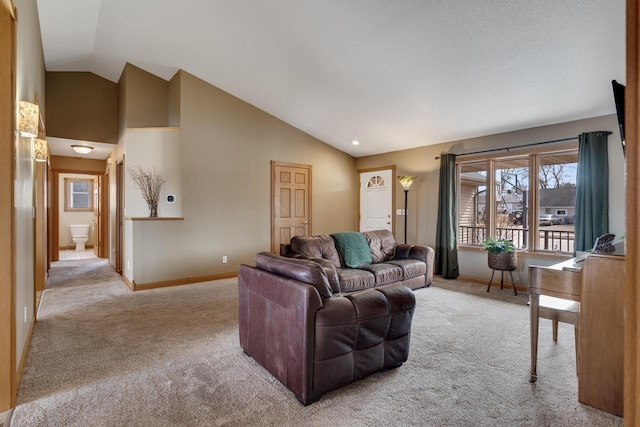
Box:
(459, 225), (575, 253)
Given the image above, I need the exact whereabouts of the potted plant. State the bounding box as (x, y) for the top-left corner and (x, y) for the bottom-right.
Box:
(482, 237), (517, 271)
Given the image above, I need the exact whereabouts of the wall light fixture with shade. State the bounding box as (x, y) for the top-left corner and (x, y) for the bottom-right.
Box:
(71, 144), (94, 154)
(33, 138), (48, 162)
(18, 101), (39, 137)
(397, 175), (417, 244)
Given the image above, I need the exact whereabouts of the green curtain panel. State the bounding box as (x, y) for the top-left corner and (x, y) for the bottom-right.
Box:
(574, 131), (609, 253)
(435, 153), (459, 278)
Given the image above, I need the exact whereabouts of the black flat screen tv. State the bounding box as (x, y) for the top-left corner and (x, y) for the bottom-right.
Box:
(612, 79), (625, 155)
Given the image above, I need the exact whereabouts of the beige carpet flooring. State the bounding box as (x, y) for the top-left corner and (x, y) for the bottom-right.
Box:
(10, 258), (623, 426)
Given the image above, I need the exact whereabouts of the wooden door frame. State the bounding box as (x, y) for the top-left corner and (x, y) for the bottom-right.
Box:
(50, 169), (107, 260)
(34, 161), (48, 295)
(271, 161), (312, 253)
(626, 0), (639, 421)
(357, 165), (396, 235)
(0, 0), (16, 412)
(115, 160), (124, 274)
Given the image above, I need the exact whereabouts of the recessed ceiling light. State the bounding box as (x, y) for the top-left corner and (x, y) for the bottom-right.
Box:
(352, 140), (360, 146)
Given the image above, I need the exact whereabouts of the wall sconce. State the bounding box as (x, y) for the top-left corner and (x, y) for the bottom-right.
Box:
(33, 138), (48, 162)
(397, 175), (417, 244)
(71, 145), (94, 154)
(18, 101), (39, 137)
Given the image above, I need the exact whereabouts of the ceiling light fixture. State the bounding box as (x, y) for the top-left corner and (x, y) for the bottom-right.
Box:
(352, 140), (359, 145)
(71, 144), (94, 154)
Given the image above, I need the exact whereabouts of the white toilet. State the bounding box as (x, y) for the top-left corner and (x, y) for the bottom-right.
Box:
(69, 224), (91, 251)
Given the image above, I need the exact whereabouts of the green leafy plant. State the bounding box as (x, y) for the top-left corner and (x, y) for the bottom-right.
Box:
(481, 237), (515, 254)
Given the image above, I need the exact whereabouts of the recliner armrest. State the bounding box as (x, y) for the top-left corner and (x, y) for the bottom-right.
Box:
(254, 252), (333, 298)
(238, 264), (324, 404)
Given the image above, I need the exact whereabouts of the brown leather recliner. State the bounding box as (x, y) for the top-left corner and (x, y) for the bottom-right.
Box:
(238, 252), (416, 405)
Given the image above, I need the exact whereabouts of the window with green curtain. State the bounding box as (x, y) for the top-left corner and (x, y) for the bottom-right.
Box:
(435, 153), (459, 279)
(574, 131), (609, 252)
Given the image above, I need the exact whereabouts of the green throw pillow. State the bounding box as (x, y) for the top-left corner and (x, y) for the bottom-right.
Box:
(330, 232), (373, 268)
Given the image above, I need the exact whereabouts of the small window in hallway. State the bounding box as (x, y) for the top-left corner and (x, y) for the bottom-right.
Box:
(64, 178), (93, 211)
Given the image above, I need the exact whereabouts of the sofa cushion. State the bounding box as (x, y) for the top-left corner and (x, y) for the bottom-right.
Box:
(362, 230), (396, 263)
(335, 269), (375, 292)
(331, 232), (373, 268)
(358, 263), (404, 285)
(387, 259), (427, 280)
(290, 235), (342, 268)
(254, 252), (333, 298)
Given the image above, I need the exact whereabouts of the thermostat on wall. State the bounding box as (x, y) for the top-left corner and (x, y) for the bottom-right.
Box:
(167, 194), (176, 203)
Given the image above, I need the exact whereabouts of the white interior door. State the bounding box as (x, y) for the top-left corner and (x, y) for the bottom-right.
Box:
(359, 169), (393, 232)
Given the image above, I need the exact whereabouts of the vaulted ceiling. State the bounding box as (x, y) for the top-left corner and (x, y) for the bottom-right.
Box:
(36, 0), (625, 157)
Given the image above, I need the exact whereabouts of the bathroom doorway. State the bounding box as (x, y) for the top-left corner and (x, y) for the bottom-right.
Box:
(51, 169), (108, 262)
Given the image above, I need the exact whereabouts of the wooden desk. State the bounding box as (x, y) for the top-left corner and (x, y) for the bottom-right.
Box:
(578, 254), (624, 417)
(528, 254), (624, 417)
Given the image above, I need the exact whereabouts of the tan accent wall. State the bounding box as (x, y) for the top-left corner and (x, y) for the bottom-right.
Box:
(121, 70), (357, 283)
(118, 63), (169, 130)
(168, 72), (180, 127)
(117, 65), (128, 137)
(45, 72), (118, 143)
(50, 155), (107, 173)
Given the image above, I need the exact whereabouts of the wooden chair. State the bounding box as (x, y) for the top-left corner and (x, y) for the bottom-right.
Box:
(528, 260), (582, 383)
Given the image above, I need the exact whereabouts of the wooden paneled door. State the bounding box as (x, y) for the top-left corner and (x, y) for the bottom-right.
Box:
(271, 161), (312, 253)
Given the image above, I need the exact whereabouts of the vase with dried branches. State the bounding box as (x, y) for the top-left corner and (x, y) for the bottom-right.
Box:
(128, 167), (166, 218)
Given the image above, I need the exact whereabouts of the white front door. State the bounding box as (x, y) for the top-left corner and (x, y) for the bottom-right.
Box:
(359, 169), (393, 232)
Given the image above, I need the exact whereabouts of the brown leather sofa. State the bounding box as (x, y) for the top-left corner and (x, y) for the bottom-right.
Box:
(238, 252), (416, 405)
(281, 229), (434, 292)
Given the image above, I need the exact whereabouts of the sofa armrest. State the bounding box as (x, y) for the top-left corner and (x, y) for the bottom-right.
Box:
(394, 244), (424, 261)
(394, 244), (435, 286)
(238, 264), (324, 405)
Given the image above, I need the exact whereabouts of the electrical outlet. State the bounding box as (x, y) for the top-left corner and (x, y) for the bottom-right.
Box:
(222, 256), (228, 264)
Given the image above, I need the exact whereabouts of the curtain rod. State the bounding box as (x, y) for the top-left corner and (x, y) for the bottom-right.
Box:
(434, 131), (612, 160)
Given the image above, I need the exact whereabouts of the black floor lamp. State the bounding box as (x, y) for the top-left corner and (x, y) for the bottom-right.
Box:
(397, 175), (417, 244)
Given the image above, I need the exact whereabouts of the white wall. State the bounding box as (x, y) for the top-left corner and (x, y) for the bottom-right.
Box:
(123, 127), (182, 218)
(58, 173), (96, 248)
